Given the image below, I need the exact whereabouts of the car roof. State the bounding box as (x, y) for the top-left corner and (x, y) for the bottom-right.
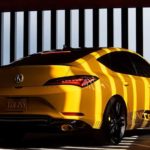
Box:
(5, 47), (140, 67)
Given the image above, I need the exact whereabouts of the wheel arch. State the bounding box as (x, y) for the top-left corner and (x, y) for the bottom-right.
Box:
(103, 94), (128, 123)
(100, 94), (128, 144)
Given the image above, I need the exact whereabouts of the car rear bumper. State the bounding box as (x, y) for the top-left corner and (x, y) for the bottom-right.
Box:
(0, 114), (92, 132)
(0, 85), (101, 129)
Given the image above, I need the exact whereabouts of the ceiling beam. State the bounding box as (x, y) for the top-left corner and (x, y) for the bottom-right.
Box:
(0, 0), (149, 11)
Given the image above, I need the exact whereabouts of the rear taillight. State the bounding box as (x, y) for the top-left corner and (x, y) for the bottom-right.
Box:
(44, 75), (98, 87)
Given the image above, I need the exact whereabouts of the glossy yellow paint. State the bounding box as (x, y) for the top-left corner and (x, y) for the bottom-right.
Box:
(0, 47), (149, 130)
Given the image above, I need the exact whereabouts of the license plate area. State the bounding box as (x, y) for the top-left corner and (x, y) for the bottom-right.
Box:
(7, 98), (27, 112)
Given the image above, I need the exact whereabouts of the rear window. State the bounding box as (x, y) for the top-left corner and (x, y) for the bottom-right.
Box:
(8, 49), (99, 66)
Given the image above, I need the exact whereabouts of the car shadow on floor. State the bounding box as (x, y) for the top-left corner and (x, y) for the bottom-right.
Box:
(0, 131), (101, 149)
(0, 129), (150, 149)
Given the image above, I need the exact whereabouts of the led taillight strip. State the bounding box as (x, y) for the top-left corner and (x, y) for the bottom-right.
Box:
(44, 75), (99, 87)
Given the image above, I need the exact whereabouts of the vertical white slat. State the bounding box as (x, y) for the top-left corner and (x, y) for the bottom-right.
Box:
(128, 8), (136, 51)
(99, 9), (107, 47)
(43, 11), (51, 51)
(114, 8), (121, 47)
(85, 9), (93, 47)
(29, 11), (37, 54)
(143, 8), (150, 62)
(16, 12), (23, 60)
(56, 10), (65, 49)
(71, 9), (79, 48)
(2, 12), (10, 65)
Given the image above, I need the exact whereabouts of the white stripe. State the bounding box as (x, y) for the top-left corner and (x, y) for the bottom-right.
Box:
(121, 140), (136, 143)
(62, 146), (102, 150)
(119, 142), (134, 145)
(123, 136), (138, 140)
(0, 149), (14, 150)
(27, 148), (62, 150)
(102, 145), (129, 148)
(62, 147), (128, 150)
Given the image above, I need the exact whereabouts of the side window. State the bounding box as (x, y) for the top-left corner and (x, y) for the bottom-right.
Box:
(97, 52), (136, 75)
(129, 53), (150, 77)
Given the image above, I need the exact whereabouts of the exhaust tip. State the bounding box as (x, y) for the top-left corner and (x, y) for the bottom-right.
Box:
(61, 124), (74, 132)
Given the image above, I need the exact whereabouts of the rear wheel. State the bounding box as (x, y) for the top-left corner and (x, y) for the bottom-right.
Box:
(101, 97), (127, 144)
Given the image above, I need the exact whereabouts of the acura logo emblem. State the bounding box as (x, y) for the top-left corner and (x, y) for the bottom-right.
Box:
(15, 74), (24, 84)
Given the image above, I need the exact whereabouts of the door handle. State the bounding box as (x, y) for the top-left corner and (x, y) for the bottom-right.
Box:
(124, 82), (129, 86)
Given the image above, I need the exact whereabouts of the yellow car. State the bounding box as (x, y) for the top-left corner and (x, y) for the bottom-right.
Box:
(0, 47), (150, 143)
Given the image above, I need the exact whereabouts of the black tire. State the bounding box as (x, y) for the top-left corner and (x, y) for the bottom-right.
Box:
(101, 97), (127, 144)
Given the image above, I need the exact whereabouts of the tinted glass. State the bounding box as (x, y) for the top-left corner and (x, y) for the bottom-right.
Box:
(97, 51), (136, 75)
(129, 53), (150, 77)
(7, 49), (99, 66)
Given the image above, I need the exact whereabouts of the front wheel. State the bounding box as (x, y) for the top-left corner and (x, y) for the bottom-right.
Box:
(101, 98), (127, 144)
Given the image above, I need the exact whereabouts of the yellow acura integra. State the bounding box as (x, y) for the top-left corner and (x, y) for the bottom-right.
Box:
(0, 47), (150, 143)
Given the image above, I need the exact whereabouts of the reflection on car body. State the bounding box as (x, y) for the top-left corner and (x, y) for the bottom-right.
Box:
(0, 47), (150, 144)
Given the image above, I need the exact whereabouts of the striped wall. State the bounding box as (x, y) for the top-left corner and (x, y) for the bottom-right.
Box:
(0, 8), (149, 65)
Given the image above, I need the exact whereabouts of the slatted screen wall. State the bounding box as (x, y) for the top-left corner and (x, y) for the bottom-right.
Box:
(0, 8), (146, 65)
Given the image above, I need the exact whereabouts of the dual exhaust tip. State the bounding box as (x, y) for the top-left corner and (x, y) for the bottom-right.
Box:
(61, 124), (74, 132)
(60, 121), (88, 132)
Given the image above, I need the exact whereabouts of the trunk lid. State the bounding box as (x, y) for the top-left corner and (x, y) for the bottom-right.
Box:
(0, 65), (70, 88)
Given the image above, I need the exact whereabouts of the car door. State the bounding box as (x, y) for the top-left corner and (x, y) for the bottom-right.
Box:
(97, 51), (136, 105)
(129, 53), (150, 125)
(105, 52), (145, 128)
(98, 51), (147, 128)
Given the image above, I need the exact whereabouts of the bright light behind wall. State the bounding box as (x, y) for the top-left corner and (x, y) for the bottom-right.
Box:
(2, 12), (10, 65)
(71, 10), (79, 48)
(1, 8), (150, 65)
(114, 8), (121, 48)
(128, 8), (136, 52)
(143, 8), (150, 62)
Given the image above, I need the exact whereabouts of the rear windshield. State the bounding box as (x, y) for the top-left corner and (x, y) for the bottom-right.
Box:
(8, 49), (99, 66)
